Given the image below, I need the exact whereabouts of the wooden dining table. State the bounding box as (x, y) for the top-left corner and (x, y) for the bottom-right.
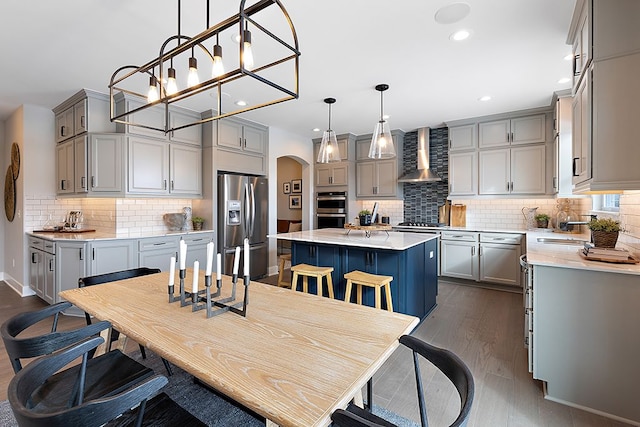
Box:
(60, 270), (419, 427)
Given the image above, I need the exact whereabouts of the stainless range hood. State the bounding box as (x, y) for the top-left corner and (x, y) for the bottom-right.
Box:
(398, 127), (442, 183)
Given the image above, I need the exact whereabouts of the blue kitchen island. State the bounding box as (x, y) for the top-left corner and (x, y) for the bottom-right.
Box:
(270, 228), (439, 319)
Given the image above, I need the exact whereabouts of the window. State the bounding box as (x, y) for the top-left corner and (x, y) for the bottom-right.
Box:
(592, 194), (620, 213)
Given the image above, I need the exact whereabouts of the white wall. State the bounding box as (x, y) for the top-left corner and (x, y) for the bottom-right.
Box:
(277, 157), (302, 222)
(267, 126), (313, 274)
(0, 119), (5, 274)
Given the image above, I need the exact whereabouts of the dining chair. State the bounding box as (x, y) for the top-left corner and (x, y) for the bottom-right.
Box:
(331, 335), (474, 427)
(7, 335), (204, 427)
(1, 301), (155, 411)
(79, 267), (173, 376)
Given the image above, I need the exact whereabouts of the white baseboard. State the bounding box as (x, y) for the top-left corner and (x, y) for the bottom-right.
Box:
(0, 272), (36, 297)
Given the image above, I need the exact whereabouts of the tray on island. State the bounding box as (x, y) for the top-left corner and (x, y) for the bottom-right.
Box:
(344, 223), (392, 238)
(578, 250), (640, 264)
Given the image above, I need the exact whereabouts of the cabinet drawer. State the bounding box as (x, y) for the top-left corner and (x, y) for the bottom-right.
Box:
(43, 241), (56, 254)
(138, 236), (179, 251)
(441, 231), (479, 242)
(480, 233), (523, 245)
(28, 237), (45, 250)
(182, 233), (214, 246)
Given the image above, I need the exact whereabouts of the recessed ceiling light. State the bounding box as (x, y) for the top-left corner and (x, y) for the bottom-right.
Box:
(312, 128), (321, 132)
(231, 34), (241, 43)
(450, 30), (471, 41)
(235, 100), (247, 106)
(478, 95), (491, 102)
(563, 53), (573, 61)
(382, 114), (390, 120)
(434, 3), (471, 25)
(558, 77), (571, 84)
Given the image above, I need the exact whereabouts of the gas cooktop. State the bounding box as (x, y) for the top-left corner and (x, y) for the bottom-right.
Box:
(397, 222), (447, 228)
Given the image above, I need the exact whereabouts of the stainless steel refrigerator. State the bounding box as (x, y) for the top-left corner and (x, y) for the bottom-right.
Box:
(217, 174), (268, 279)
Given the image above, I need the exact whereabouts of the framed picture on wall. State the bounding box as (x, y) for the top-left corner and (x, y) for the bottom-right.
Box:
(289, 195), (301, 209)
(291, 179), (302, 193)
(283, 182), (291, 194)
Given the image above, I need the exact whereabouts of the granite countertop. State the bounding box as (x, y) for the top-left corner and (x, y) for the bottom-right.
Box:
(269, 228), (438, 250)
(26, 229), (214, 242)
(525, 230), (640, 276)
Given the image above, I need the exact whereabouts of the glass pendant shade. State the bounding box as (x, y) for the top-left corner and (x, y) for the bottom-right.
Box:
(368, 84), (396, 159)
(317, 97), (341, 163)
(187, 57), (199, 87)
(147, 75), (160, 102)
(212, 43), (225, 78)
(369, 120), (395, 159)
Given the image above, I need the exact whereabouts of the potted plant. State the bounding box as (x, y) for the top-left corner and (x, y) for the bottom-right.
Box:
(535, 213), (550, 229)
(192, 216), (205, 231)
(588, 218), (621, 248)
(358, 210), (372, 226)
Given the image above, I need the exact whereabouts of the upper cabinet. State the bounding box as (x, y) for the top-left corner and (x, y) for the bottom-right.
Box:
(213, 115), (268, 176)
(353, 130), (404, 199)
(218, 118), (266, 155)
(567, 0), (640, 192)
(53, 89), (115, 144)
(312, 133), (356, 190)
(479, 115), (546, 148)
(449, 124), (477, 152)
(313, 133), (355, 163)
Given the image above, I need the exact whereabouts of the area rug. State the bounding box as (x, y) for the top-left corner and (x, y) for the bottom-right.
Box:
(0, 350), (418, 426)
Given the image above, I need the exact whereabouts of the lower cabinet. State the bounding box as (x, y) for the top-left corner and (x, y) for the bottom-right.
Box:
(138, 236), (181, 271)
(440, 231), (523, 287)
(291, 239), (438, 318)
(28, 238), (56, 304)
(89, 240), (137, 275)
(56, 241), (88, 314)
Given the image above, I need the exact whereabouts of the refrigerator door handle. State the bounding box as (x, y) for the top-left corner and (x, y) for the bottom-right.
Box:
(244, 183), (251, 238)
(249, 183), (256, 237)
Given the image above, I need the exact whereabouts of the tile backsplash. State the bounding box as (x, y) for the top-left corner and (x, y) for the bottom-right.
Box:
(25, 195), (193, 235)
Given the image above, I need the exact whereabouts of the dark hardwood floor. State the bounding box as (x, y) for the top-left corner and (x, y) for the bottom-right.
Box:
(0, 278), (631, 426)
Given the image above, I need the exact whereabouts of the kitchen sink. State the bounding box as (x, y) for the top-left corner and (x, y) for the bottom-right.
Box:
(536, 237), (589, 245)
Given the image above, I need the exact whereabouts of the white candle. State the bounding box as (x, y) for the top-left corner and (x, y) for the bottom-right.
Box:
(179, 240), (187, 270)
(244, 238), (250, 276)
(205, 241), (214, 276)
(169, 256), (176, 286)
(216, 253), (222, 280)
(192, 261), (199, 293)
(233, 246), (241, 275)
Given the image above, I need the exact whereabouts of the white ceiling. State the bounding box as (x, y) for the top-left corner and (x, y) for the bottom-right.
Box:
(0, 0), (575, 139)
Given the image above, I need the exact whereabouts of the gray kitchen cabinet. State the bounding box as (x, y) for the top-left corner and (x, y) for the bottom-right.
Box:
(168, 110), (202, 146)
(56, 140), (75, 194)
(89, 240), (137, 276)
(449, 124), (477, 151)
(28, 237), (56, 304)
(54, 89), (115, 144)
(356, 159), (398, 198)
(56, 241), (88, 302)
(552, 92), (574, 196)
(571, 75), (590, 187)
(138, 236), (180, 271)
(448, 151), (477, 196)
(183, 233), (215, 266)
(316, 162), (349, 187)
(478, 233), (522, 287)
(88, 133), (124, 194)
(440, 231), (479, 281)
(479, 114), (546, 148)
(218, 117), (266, 155)
(479, 145), (545, 195)
(314, 136), (350, 162)
(74, 136), (88, 193)
(128, 137), (202, 196)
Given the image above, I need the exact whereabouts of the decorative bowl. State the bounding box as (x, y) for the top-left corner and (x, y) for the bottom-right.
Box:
(163, 213), (186, 231)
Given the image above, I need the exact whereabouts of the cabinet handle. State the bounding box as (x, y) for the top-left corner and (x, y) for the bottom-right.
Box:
(244, 138), (247, 148)
(553, 176), (557, 190)
(471, 246), (475, 256)
(31, 253), (37, 263)
(61, 125), (66, 137)
(572, 157), (579, 176)
(506, 181), (510, 191)
(153, 242), (167, 246)
(510, 182), (514, 192)
(506, 132), (510, 142)
(81, 176), (86, 189)
(61, 180), (65, 191)
(91, 176), (96, 188)
(79, 248), (84, 260)
(49, 259), (54, 272)
(163, 180), (167, 190)
(510, 132), (514, 142)
(449, 139), (452, 149)
(80, 115), (85, 129)
(171, 180), (174, 191)
(479, 246), (482, 256)
(239, 137), (243, 146)
(573, 54), (580, 76)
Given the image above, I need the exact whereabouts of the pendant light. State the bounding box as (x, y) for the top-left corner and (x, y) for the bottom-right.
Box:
(317, 98), (341, 163)
(369, 84), (396, 159)
(166, 64), (178, 95)
(242, 23), (254, 69)
(212, 34), (225, 78)
(187, 51), (199, 87)
(147, 70), (160, 102)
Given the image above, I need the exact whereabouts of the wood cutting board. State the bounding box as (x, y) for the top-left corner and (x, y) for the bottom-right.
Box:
(450, 204), (466, 227)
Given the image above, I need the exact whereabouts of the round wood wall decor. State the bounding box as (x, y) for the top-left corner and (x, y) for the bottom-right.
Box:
(5, 165), (16, 222)
(11, 142), (20, 180)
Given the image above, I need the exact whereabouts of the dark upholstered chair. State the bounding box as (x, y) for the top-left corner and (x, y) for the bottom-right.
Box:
(78, 267), (173, 376)
(8, 336), (175, 427)
(1, 302), (155, 412)
(331, 335), (474, 427)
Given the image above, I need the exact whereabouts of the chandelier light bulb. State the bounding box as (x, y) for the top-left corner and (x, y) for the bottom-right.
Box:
(212, 43), (225, 78)
(166, 67), (178, 95)
(147, 75), (160, 102)
(187, 57), (199, 87)
(242, 28), (254, 69)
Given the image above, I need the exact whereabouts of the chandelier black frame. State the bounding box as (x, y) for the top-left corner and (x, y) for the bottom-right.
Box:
(109, 0), (300, 134)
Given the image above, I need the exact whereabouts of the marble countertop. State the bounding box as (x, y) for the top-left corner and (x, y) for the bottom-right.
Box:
(269, 228), (438, 250)
(26, 229), (214, 242)
(392, 225), (528, 234)
(525, 230), (640, 275)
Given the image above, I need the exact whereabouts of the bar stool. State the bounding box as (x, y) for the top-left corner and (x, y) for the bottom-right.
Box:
(290, 264), (335, 298)
(278, 253), (292, 287)
(344, 270), (394, 312)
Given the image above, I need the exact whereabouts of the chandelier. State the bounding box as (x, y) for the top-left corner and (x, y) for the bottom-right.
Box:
(109, 0), (300, 134)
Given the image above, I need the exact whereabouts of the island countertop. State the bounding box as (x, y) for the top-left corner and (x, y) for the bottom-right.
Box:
(269, 228), (438, 250)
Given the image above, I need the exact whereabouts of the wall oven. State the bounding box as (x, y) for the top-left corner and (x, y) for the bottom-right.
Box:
(316, 191), (347, 229)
